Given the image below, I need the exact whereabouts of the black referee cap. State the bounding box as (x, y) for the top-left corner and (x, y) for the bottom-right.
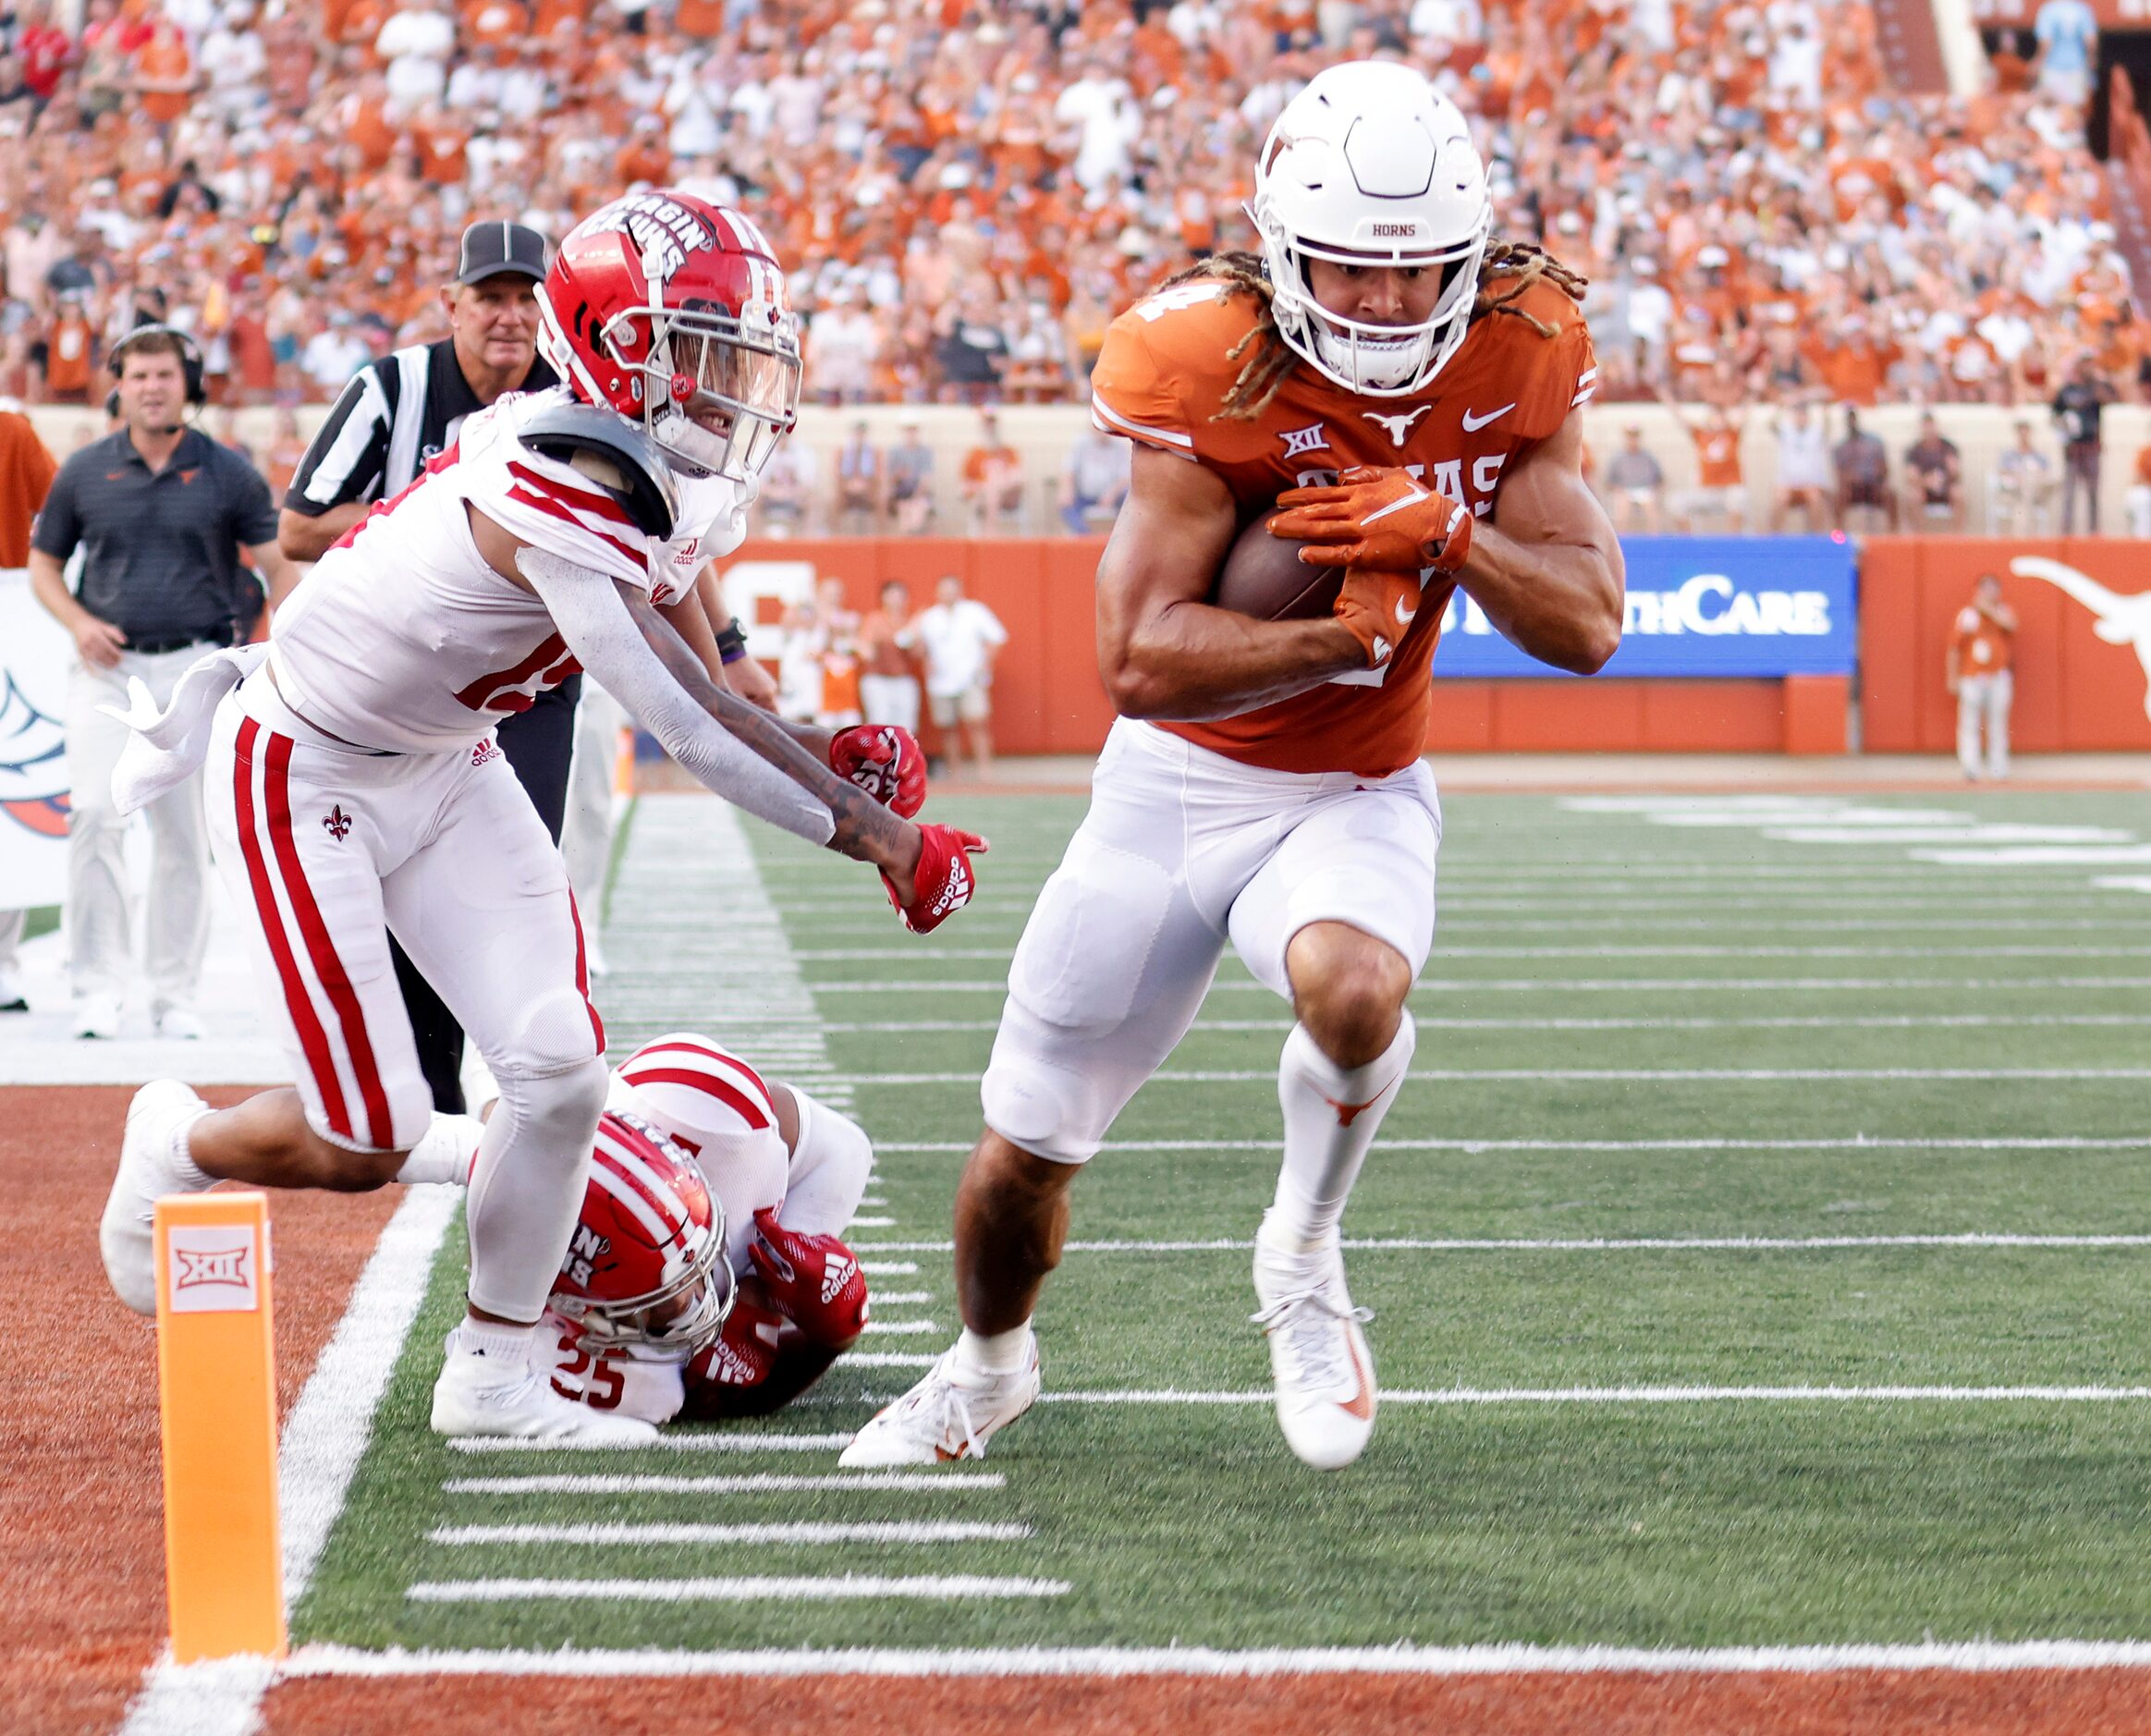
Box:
(456, 220), (548, 286)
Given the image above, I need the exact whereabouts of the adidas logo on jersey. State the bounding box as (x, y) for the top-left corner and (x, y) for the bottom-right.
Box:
(821, 1253), (858, 1305)
(471, 739), (502, 767)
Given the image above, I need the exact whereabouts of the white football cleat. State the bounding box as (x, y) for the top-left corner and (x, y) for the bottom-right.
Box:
(155, 1004), (207, 1041)
(74, 992), (122, 1040)
(838, 1335), (1042, 1466)
(430, 1327), (657, 1444)
(101, 1080), (214, 1314)
(1252, 1224), (1376, 1471)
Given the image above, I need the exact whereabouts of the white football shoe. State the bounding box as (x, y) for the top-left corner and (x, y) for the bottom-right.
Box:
(101, 1080), (214, 1314)
(74, 992), (122, 1040)
(155, 1004), (207, 1041)
(1251, 1220), (1377, 1471)
(430, 1326), (658, 1444)
(838, 1335), (1042, 1466)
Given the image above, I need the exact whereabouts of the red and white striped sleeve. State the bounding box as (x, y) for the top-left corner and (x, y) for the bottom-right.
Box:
(474, 442), (656, 591)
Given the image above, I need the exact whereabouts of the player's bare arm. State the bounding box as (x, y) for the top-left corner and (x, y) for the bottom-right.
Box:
(276, 501), (366, 563)
(1462, 407), (1624, 672)
(248, 540), (300, 612)
(1097, 445), (1364, 721)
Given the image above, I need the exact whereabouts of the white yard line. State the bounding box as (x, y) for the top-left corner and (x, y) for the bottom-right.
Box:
(844, 1351), (939, 1367)
(803, 975), (2151, 995)
(860, 1261), (918, 1276)
(1036, 1386), (2151, 1406)
(406, 1575), (1068, 1604)
(849, 1234), (2151, 1255)
(443, 1473), (1002, 1495)
(115, 1184), (462, 1736)
(446, 1433), (856, 1455)
(862, 1319), (943, 1334)
(281, 1638), (2151, 1678)
(822, 1013), (2151, 1034)
(825, 1068), (2151, 1085)
(799, 945), (2151, 962)
(428, 1522), (1033, 1546)
(870, 1135), (2150, 1156)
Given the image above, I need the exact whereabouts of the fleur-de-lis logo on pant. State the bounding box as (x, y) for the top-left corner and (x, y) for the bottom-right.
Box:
(323, 805), (352, 841)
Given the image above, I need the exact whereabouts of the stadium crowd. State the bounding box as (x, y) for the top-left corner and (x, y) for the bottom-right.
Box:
(0, 0), (2135, 421)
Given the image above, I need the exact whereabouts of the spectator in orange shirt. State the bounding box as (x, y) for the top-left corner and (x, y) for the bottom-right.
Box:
(1677, 403), (1747, 532)
(1947, 574), (2016, 781)
(858, 579), (922, 736)
(133, 18), (199, 128)
(960, 408), (1025, 534)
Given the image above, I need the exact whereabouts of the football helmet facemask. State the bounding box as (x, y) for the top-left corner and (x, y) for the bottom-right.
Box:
(537, 190), (802, 483)
(552, 1109), (737, 1361)
(1251, 60), (1492, 397)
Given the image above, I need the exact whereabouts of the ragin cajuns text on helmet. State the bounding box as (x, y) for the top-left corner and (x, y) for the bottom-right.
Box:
(536, 190), (802, 483)
(552, 1109), (737, 1360)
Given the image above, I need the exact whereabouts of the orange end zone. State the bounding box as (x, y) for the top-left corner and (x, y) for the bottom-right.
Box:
(259, 1666), (2151, 1736)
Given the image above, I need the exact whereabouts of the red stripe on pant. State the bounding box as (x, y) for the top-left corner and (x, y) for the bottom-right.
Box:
(568, 887), (605, 1054)
(262, 731), (396, 1151)
(233, 715), (354, 1143)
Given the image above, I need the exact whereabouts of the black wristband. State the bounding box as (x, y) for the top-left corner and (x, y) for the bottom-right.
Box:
(714, 616), (748, 665)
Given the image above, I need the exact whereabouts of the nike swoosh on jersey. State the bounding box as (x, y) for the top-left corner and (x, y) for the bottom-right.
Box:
(1460, 403), (1516, 432)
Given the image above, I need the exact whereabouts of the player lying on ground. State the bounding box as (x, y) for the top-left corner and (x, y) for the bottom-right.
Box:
(98, 190), (972, 1445)
(844, 63), (1621, 1473)
(413, 1033), (876, 1423)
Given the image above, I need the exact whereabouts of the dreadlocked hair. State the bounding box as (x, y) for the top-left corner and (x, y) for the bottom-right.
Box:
(1153, 240), (1590, 422)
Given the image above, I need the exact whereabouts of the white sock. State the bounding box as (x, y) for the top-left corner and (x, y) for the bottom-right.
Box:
(454, 1315), (537, 1363)
(956, 1321), (1033, 1376)
(1265, 1013), (1417, 1254)
(168, 1108), (212, 1191)
(396, 1113), (483, 1187)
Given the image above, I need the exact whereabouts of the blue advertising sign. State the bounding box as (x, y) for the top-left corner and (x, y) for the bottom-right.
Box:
(1431, 535), (1858, 678)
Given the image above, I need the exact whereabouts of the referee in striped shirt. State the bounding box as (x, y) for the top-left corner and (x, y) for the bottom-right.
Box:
(278, 219), (568, 1115)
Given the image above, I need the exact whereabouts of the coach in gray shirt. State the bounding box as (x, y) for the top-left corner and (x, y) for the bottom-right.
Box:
(30, 325), (291, 1039)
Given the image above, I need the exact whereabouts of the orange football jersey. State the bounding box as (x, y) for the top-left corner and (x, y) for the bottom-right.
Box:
(1091, 271), (1596, 776)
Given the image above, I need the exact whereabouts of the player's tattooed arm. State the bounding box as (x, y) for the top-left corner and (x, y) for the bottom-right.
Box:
(1098, 446), (1365, 721)
(1463, 408), (1624, 674)
(615, 581), (915, 876)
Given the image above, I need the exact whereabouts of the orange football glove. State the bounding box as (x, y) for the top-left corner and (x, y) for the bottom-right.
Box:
(1268, 465), (1473, 575)
(1331, 568), (1428, 669)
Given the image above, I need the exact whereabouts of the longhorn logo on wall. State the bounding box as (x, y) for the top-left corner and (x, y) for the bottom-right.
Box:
(2012, 556), (2151, 721)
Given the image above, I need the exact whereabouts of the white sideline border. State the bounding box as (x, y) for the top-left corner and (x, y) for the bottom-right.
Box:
(116, 1184), (462, 1736)
(281, 1638), (2151, 1680)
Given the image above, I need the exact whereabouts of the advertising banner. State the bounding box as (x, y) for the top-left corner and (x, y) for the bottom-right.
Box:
(1432, 535), (1858, 679)
(0, 569), (69, 909)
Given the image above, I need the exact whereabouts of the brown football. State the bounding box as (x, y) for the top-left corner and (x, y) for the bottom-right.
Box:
(1210, 517), (1344, 620)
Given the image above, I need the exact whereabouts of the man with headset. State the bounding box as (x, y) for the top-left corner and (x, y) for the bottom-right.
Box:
(30, 324), (292, 1039)
(279, 219), (772, 1112)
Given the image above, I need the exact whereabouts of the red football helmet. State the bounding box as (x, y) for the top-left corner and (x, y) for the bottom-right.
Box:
(536, 189), (801, 483)
(551, 1109), (736, 1360)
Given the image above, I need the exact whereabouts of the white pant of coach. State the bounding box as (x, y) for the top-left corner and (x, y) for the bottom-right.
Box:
(66, 642), (215, 1017)
(860, 672), (922, 735)
(1958, 670), (2011, 781)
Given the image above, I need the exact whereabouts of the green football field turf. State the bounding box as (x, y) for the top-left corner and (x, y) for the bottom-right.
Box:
(297, 787), (2151, 1657)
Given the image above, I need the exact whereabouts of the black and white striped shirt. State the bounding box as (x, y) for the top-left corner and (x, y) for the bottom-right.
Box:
(283, 338), (560, 516)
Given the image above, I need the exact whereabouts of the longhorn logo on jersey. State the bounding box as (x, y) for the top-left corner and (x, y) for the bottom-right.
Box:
(1361, 406), (1432, 447)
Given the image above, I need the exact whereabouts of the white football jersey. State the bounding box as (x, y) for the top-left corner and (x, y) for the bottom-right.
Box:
(266, 386), (747, 754)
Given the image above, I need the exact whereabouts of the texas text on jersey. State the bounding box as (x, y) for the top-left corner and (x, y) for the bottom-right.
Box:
(264, 385), (743, 756)
(1091, 270), (1596, 776)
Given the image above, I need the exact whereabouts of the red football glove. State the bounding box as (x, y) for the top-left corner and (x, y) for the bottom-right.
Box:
(749, 1207), (870, 1349)
(830, 724), (926, 818)
(1331, 568), (1428, 669)
(1268, 465), (1473, 575)
(883, 823), (986, 934)
(687, 1290), (786, 1395)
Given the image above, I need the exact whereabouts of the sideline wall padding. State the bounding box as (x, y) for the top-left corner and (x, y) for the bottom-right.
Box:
(1858, 538), (2151, 752)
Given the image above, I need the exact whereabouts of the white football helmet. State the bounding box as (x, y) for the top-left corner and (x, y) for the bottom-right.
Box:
(1251, 61), (1492, 397)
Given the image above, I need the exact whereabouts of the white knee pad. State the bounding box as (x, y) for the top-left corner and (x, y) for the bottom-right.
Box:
(781, 1089), (876, 1237)
(981, 997), (1123, 1166)
(465, 1051), (609, 1323)
(483, 984), (605, 1083)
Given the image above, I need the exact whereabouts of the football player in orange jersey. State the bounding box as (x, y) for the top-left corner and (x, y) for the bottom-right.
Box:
(845, 62), (1622, 1473)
